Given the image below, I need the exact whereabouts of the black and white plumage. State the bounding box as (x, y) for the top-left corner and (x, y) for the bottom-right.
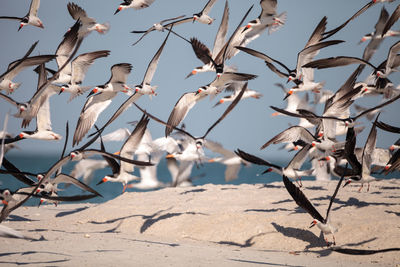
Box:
(192, 0), (218, 25)
(131, 15), (186, 46)
(282, 171), (345, 246)
(0, 0), (43, 31)
(96, 115), (150, 193)
(67, 2), (110, 37)
(0, 55), (55, 94)
(165, 73), (255, 137)
(59, 50), (110, 100)
(72, 63), (132, 146)
(114, 0), (156, 14)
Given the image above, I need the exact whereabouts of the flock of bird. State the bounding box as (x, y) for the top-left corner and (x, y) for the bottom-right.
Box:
(0, 0), (400, 246)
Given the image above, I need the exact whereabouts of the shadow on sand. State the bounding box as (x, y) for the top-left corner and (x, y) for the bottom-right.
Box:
(216, 232), (267, 248)
(271, 222), (324, 249)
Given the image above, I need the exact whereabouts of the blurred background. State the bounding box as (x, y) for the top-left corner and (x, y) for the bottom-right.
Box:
(0, 0), (399, 200)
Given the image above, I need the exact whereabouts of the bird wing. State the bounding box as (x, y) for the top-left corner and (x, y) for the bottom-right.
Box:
(361, 116), (379, 176)
(190, 37), (213, 65)
(297, 40), (344, 77)
(259, 0), (277, 18)
(204, 139), (235, 158)
(29, 0), (41, 17)
(375, 121), (400, 134)
(303, 56), (377, 70)
(165, 92), (205, 137)
(287, 145), (311, 170)
(0, 16), (22, 21)
(142, 26), (171, 85)
(362, 7), (390, 63)
(1, 157), (36, 186)
(53, 173), (102, 196)
(67, 2), (88, 21)
(101, 128), (131, 142)
(212, 1), (230, 58)
(201, 0), (218, 15)
(224, 163), (241, 182)
(236, 46), (291, 75)
(5, 55), (56, 81)
(55, 21), (79, 70)
(322, 1), (375, 40)
(386, 40), (400, 72)
(260, 126), (316, 150)
(73, 95), (114, 146)
(36, 96), (52, 131)
(382, 3), (400, 37)
(131, 26), (156, 46)
(282, 175), (325, 223)
(304, 17), (326, 48)
(202, 82), (248, 139)
(235, 149), (281, 169)
(71, 50), (110, 85)
(109, 63), (132, 84)
(325, 165), (346, 222)
(0, 93), (19, 107)
(120, 115), (150, 173)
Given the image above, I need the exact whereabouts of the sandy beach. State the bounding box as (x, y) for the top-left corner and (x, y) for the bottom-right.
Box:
(1, 179), (400, 266)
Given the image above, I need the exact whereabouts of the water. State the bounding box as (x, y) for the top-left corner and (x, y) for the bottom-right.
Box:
(1, 154), (397, 206)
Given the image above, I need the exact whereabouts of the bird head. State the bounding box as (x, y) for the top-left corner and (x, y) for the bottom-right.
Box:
(309, 220), (318, 228)
(97, 177), (109, 185)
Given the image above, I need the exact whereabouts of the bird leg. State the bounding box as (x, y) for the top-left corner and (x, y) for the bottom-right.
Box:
(296, 177), (303, 187)
(324, 237), (330, 247)
(122, 184), (127, 194)
(358, 184), (363, 192)
(367, 183), (370, 192)
(332, 234), (336, 246)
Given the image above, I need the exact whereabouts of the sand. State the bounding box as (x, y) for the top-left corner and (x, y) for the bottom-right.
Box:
(1, 179), (400, 266)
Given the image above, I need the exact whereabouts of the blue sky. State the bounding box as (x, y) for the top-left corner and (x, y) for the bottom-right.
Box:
(0, 0), (399, 159)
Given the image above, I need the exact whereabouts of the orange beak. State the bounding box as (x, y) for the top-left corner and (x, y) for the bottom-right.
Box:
(166, 154), (175, 159)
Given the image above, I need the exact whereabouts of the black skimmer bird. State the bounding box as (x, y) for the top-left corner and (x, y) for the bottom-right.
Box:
(134, 25), (172, 97)
(0, 0), (43, 31)
(243, 0), (286, 35)
(131, 15), (187, 46)
(59, 50), (110, 100)
(185, 0), (230, 78)
(97, 115), (150, 193)
(214, 82), (262, 107)
(85, 27), (172, 141)
(165, 72), (256, 137)
(321, 1), (379, 40)
(237, 17), (343, 86)
(359, 6), (391, 45)
(136, 82), (249, 151)
(303, 40), (400, 89)
(72, 63), (133, 146)
(192, 0), (218, 25)
(179, 3), (253, 78)
(338, 117), (380, 191)
(69, 158), (108, 186)
(114, 0), (156, 14)
(67, 2), (110, 37)
(0, 54), (55, 94)
(17, 92), (62, 141)
(235, 146), (312, 186)
(381, 3), (400, 38)
(282, 173), (345, 246)
(206, 140), (251, 182)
